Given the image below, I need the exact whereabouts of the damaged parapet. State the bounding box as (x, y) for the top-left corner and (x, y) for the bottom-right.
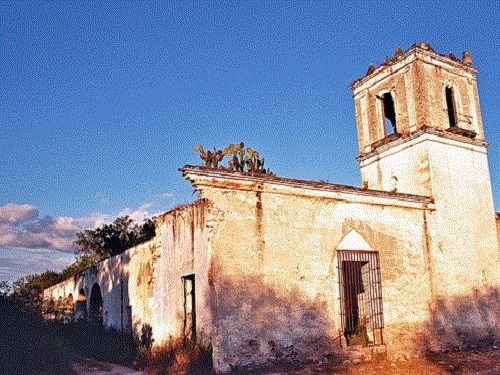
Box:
(352, 42), (475, 88)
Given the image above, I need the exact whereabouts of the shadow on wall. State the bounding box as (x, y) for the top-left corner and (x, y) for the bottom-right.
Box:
(418, 287), (498, 353)
(209, 273), (345, 372)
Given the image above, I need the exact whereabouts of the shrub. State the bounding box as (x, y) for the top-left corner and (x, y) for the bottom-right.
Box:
(138, 338), (213, 375)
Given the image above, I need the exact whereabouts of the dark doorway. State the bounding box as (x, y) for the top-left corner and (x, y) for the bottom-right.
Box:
(337, 250), (384, 346)
(89, 283), (103, 325)
(182, 274), (196, 342)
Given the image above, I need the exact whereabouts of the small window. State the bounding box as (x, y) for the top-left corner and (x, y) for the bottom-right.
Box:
(446, 86), (457, 127)
(381, 93), (397, 135)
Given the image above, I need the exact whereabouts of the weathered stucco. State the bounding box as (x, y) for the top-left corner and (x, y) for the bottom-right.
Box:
(183, 167), (437, 371)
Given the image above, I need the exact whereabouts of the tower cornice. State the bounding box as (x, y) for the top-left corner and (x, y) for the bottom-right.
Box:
(351, 43), (477, 94)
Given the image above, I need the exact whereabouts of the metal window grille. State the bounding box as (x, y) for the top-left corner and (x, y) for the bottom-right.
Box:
(337, 250), (384, 346)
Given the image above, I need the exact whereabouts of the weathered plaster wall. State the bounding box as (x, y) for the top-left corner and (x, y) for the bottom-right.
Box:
(359, 132), (432, 195)
(150, 200), (210, 346)
(44, 200), (210, 346)
(44, 239), (159, 336)
(496, 213), (500, 244)
(185, 168), (436, 371)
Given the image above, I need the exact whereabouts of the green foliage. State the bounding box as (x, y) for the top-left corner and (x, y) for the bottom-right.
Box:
(8, 216), (156, 309)
(193, 145), (225, 169)
(74, 216), (156, 259)
(11, 270), (62, 310)
(193, 142), (275, 175)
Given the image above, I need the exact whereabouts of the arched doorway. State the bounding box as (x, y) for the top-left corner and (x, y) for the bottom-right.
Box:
(65, 293), (74, 322)
(56, 296), (64, 320)
(75, 288), (87, 321)
(335, 230), (385, 346)
(46, 298), (56, 319)
(89, 283), (103, 325)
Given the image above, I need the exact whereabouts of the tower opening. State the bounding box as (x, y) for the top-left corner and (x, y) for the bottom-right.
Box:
(382, 93), (397, 135)
(446, 86), (457, 127)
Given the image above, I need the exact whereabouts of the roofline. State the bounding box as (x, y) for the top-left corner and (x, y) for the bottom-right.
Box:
(180, 165), (434, 205)
(351, 43), (477, 90)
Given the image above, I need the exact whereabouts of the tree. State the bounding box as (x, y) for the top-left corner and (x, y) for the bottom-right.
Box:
(74, 216), (155, 259)
(11, 271), (62, 310)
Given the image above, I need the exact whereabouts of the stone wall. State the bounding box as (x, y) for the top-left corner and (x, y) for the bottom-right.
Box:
(352, 44), (483, 157)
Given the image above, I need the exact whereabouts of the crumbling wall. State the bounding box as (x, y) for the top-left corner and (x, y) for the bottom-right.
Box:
(150, 200), (210, 346)
(186, 170), (434, 371)
(42, 200), (211, 347)
(43, 238), (158, 336)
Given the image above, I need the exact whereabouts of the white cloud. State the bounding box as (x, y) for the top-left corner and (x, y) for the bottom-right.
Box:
(0, 195), (178, 282)
(0, 203), (38, 224)
(0, 203), (108, 253)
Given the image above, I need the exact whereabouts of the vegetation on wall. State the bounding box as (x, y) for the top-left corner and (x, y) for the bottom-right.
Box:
(194, 142), (275, 175)
(75, 215), (155, 259)
(2, 215), (156, 309)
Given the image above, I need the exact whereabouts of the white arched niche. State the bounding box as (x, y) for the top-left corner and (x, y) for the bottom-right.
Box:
(335, 229), (373, 251)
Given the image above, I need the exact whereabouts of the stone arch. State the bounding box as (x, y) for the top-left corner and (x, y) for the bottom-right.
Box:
(56, 296), (64, 320)
(89, 283), (103, 325)
(75, 288), (87, 321)
(46, 298), (56, 318)
(65, 293), (74, 322)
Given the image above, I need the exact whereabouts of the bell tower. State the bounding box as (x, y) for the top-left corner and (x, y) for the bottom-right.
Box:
(351, 42), (488, 195)
(351, 43), (498, 295)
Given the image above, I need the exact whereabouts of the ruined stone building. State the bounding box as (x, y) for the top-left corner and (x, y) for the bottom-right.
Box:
(44, 43), (499, 373)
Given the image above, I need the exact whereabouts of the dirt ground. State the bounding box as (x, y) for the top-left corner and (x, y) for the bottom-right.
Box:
(252, 347), (499, 375)
(72, 347), (498, 375)
(72, 358), (144, 375)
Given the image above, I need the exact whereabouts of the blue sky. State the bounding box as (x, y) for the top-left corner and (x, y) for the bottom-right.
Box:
(1, 1), (498, 283)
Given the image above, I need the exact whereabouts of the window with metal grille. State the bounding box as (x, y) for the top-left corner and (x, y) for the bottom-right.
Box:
(337, 250), (384, 346)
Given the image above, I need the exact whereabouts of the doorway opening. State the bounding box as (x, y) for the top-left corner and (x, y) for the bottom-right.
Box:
(89, 283), (103, 326)
(182, 274), (196, 343)
(337, 250), (384, 346)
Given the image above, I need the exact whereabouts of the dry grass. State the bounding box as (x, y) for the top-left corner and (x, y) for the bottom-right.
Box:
(137, 338), (213, 375)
